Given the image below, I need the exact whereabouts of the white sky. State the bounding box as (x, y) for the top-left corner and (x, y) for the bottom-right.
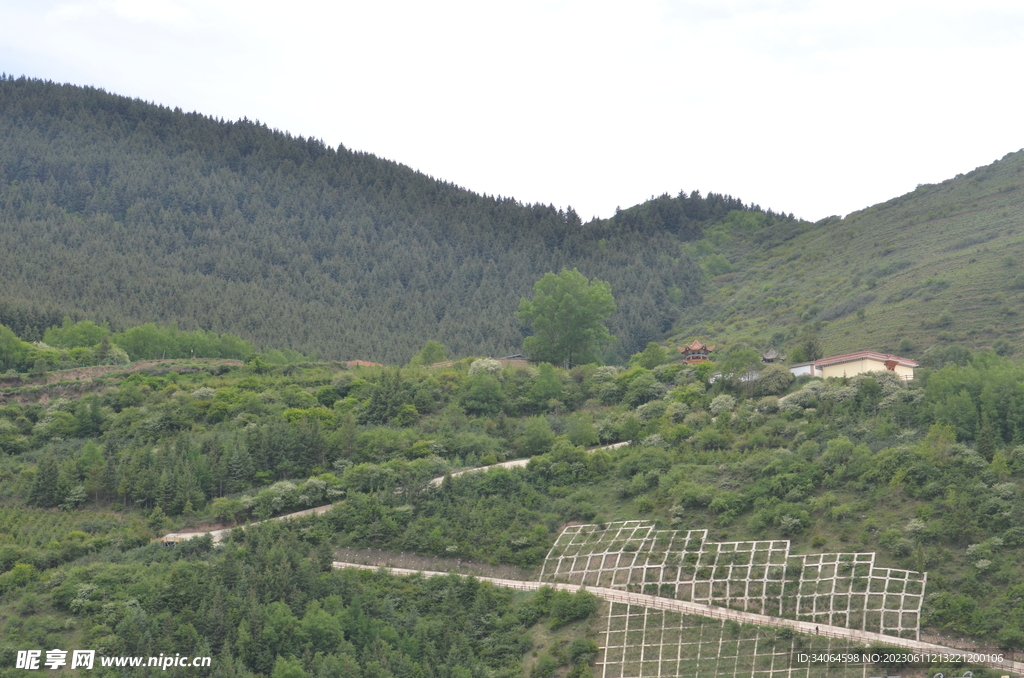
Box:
(2, 0), (1023, 221)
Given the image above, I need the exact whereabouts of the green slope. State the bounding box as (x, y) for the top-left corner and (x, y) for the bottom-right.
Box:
(673, 149), (1024, 360)
(4, 327), (1024, 663)
(0, 76), (796, 365)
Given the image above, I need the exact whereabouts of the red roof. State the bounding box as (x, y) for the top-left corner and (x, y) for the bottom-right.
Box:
(679, 340), (715, 353)
(813, 351), (918, 368)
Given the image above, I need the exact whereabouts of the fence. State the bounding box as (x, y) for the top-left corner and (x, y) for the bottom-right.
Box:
(332, 561), (1024, 677)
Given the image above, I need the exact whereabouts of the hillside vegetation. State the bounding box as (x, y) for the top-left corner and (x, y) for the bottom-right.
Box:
(673, 149), (1024, 361)
(0, 75), (802, 364)
(5, 74), (1024, 676)
(2, 317), (1024, 674)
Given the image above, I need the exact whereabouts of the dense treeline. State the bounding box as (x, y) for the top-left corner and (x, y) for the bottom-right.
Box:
(3, 335), (1024, 650)
(0, 319), (255, 373)
(0, 75), (800, 362)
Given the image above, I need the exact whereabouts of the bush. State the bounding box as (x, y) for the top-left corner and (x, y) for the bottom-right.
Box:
(631, 342), (669, 370)
(779, 514), (804, 536)
(531, 653), (559, 678)
(652, 363), (682, 384)
(701, 254), (732, 276)
(635, 400), (668, 421)
(663, 401), (689, 422)
(598, 381), (625, 405)
(623, 371), (663, 406)
(569, 638), (599, 665)
(695, 428), (729, 450)
(635, 496), (654, 513)
(755, 365), (794, 396)
(469, 358), (503, 377)
(709, 394), (736, 416)
(0, 563), (39, 594)
(519, 416), (556, 456)
(548, 589), (598, 628)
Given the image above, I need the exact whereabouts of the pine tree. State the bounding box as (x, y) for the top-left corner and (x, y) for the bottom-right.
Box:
(29, 454), (61, 507)
(96, 335), (112, 364)
(227, 446), (254, 493)
(976, 413), (999, 461)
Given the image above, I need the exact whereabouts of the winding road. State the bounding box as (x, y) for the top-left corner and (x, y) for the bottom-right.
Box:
(161, 441), (1022, 676)
(162, 441), (632, 543)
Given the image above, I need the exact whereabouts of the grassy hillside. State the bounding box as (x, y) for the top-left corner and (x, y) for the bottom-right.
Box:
(672, 149), (1024, 361)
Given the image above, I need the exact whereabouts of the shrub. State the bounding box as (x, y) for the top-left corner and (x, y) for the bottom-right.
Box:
(652, 363), (682, 384)
(631, 342), (669, 369)
(520, 416), (556, 456)
(755, 365), (794, 396)
(779, 515), (804, 536)
(663, 401), (689, 422)
(709, 394), (736, 416)
(635, 496), (654, 513)
(623, 371), (663, 406)
(640, 434), (667, 448)
(694, 428), (729, 450)
(569, 638), (599, 665)
(598, 381), (625, 405)
(468, 358), (502, 377)
(549, 589), (598, 628)
(531, 653), (559, 678)
(591, 365), (621, 382)
(191, 387), (216, 400)
(635, 400), (668, 421)
(701, 254), (733, 276)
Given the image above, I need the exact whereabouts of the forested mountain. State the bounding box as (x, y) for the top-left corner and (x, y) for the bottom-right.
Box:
(0, 75), (797, 364)
(8, 71), (1024, 674)
(671, 149), (1024, 362)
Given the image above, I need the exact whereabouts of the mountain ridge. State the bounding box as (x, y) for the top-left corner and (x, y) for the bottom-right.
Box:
(0, 75), (788, 363)
(670, 149), (1024, 362)
(3, 75), (1022, 367)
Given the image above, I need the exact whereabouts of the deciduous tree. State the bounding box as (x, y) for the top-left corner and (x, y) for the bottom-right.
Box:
(518, 269), (616, 367)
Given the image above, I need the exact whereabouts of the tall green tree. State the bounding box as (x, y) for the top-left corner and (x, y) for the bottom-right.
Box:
(517, 269), (616, 367)
(0, 323), (30, 371)
(409, 340), (447, 366)
(43, 317), (110, 348)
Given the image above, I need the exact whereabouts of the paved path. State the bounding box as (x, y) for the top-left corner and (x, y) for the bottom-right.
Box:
(428, 440), (631, 486)
(332, 561), (1024, 676)
(162, 441), (634, 543)
(160, 503), (336, 544)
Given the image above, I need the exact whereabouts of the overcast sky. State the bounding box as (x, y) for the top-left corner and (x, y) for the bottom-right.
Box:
(2, 0), (1023, 221)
